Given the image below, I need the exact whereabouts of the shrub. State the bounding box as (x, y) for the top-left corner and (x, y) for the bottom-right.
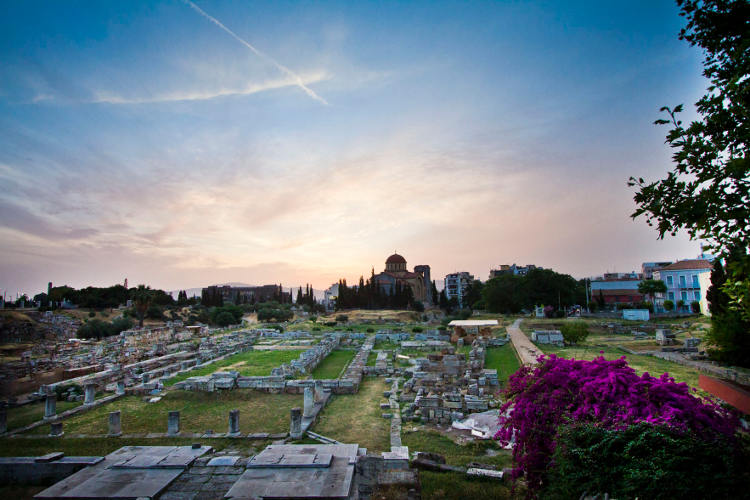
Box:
(413, 301), (425, 312)
(336, 314), (348, 323)
(110, 316), (133, 334)
(88, 311), (96, 318)
(324, 321), (336, 327)
(663, 299), (675, 311)
(543, 305), (555, 318)
(215, 311), (235, 327)
(77, 319), (112, 340)
(438, 326), (447, 331)
(496, 355), (739, 495)
(559, 321), (589, 344)
(257, 307), (293, 322)
(411, 327), (423, 333)
(313, 327), (321, 332)
(146, 304), (163, 319)
(691, 300), (701, 314)
(545, 423), (750, 499)
(366, 328), (374, 333)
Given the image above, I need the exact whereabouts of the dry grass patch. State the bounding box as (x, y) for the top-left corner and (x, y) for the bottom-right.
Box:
(313, 377), (390, 452)
(31, 390), (301, 435)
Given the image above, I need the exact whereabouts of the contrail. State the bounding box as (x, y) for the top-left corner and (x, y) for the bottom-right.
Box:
(182, 0), (328, 105)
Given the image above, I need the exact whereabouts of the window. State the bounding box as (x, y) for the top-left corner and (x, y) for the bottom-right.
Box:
(667, 276), (673, 286)
(679, 275), (686, 288)
(681, 291), (688, 302)
(692, 275), (700, 288)
(694, 291), (700, 301)
(668, 292), (674, 301)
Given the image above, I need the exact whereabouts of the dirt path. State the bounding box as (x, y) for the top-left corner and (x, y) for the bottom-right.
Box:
(507, 318), (544, 366)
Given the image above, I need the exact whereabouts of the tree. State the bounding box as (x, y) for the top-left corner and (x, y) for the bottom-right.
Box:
(215, 311), (235, 327)
(629, 0), (750, 321)
(705, 251), (750, 366)
(131, 285), (153, 328)
(560, 321), (590, 344)
(638, 279), (667, 306)
(463, 280), (484, 310)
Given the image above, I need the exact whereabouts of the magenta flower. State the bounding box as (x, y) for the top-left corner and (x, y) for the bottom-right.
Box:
(495, 354), (739, 495)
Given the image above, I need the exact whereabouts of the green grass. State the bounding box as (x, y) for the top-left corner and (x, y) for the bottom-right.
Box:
(419, 471), (512, 500)
(313, 377), (390, 452)
(366, 351), (377, 366)
(165, 349), (304, 386)
(402, 430), (515, 499)
(310, 349), (356, 379)
(535, 343), (702, 388)
(484, 344), (521, 387)
(401, 430), (511, 468)
(6, 399), (81, 431)
(0, 436), (270, 458)
(26, 390), (301, 435)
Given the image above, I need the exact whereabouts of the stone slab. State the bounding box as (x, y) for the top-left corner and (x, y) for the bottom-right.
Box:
(247, 453), (332, 468)
(206, 456), (241, 467)
(35, 467), (183, 499)
(35, 446), (212, 499)
(225, 456), (353, 499)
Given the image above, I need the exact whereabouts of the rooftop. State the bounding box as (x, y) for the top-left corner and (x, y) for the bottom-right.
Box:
(447, 320), (499, 327)
(658, 259), (713, 271)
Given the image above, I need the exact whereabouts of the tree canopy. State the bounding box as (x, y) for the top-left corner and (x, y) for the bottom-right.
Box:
(481, 268), (585, 314)
(629, 0), (749, 319)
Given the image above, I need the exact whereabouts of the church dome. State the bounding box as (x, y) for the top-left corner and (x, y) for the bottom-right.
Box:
(386, 253), (406, 265)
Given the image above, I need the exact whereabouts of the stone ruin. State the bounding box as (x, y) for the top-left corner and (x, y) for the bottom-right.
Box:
(531, 329), (564, 346)
(400, 340), (499, 425)
(0, 441), (418, 500)
(174, 334), (372, 396)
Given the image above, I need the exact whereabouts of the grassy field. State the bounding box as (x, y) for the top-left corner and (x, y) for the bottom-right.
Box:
(26, 390), (301, 435)
(366, 351), (377, 366)
(165, 349), (304, 386)
(484, 344), (521, 387)
(310, 349), (356, 379)
(518, 318), (708, 389)
(532, 342), (701, 388)
(313, 377), (390, 452)
(402, 430), (514, 500)
(419, 471), (512, 500)
(402, 429), (511, 468)
(6, 399), (81, 431)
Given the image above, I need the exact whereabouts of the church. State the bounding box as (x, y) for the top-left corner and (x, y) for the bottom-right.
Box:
(373, 253), (432, 306)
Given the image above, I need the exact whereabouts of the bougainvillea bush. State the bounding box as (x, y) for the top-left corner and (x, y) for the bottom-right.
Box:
(544, 423), (750, 499)
(495, 354), (741, 496)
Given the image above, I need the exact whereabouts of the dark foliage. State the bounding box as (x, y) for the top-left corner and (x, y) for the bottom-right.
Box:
(543, 423), (750, 500)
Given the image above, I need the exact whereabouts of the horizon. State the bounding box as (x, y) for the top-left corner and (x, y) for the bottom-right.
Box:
(1, 1), (706, 298)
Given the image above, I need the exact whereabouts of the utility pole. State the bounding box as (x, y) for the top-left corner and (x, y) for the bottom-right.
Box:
(585, 278), (590, 313)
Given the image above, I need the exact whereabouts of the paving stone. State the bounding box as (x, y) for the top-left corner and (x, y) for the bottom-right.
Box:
(158, 492), (199, 500)
(206, 456), (240, 466)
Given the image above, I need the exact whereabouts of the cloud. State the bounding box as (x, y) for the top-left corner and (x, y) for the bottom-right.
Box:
(182, 0), (329, 105)
(90, 71), (330, 104)
(0, 200), (99, 241)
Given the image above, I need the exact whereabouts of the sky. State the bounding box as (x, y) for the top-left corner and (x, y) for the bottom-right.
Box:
(0, 0), (710, 297)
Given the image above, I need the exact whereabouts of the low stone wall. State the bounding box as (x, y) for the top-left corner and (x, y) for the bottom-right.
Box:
(0, 454), (103, 486)
(174, 335), (355, 393)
